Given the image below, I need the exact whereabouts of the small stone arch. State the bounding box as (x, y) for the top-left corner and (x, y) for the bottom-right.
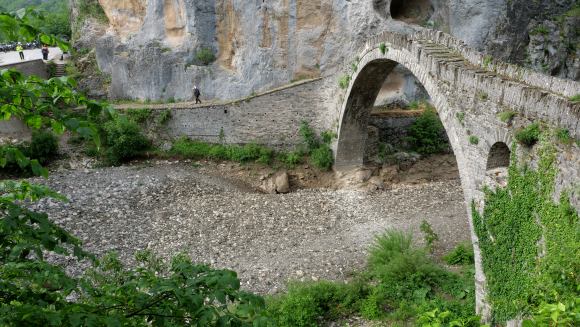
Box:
(486, 142), (511, 170)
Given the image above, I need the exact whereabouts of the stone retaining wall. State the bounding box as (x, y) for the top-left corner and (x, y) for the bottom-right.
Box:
(0, 59), (49, 79)
(135, 78), (332, 147)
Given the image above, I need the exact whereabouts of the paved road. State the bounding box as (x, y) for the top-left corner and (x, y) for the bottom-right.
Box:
(0, 47), (63, 65)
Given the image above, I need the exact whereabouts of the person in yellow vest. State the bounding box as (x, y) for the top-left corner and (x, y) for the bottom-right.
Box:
(16, 43), (24, 60)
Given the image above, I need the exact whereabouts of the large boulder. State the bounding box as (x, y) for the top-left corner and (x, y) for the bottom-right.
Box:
(261, 171), (290, 194)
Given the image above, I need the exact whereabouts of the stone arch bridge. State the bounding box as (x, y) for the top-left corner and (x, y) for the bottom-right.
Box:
(329, 29), (580, 317)
(98, 28), (580, 319)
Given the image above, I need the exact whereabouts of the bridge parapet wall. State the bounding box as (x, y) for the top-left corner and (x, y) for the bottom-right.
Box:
(335, 30), (580, 141)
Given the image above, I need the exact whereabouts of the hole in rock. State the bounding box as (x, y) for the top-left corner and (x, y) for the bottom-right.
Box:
(390, 0), (432, 23)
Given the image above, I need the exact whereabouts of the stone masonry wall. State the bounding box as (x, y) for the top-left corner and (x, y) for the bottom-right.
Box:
(139, 78), (331, 148)
(0, 59), (50, 79)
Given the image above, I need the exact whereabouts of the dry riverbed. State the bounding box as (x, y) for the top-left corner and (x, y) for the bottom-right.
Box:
(19, 161), (471, 296)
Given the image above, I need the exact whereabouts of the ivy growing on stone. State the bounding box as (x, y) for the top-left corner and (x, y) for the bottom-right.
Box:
(472, 131), (580, 323)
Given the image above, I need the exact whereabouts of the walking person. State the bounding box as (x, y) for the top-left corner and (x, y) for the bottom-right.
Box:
(41, 45), (49, 60)
(193, 85), (201, 104)
(17, 43), (24, 60)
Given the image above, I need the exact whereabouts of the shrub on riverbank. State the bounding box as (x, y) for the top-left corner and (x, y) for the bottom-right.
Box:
(266, 228), (477, 326)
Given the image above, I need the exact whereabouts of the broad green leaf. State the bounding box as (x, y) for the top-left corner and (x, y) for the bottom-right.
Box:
(30, 160), (44, 177)
(9, 243), (26, 259)
(40, 34), (52, 45)
(15, 8), (26, 20)
(84, 316), (99, 327)
(77, 126), (95, 139)
(0, 15), (20, 39)
(68, 76), (77, 88)
(52, 122), (65, 134)
(87, 102), (102, 116)
(119, 114), (129, 125)
(0, 158), (6, 167)
(64, 118), (80, 131)
(559, 303), (566, 312)
(439, 311), (451, 319)
(92, 133), (101, 150)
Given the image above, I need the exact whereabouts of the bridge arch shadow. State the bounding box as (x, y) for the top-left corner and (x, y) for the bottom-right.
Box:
(334, 59), (400, 166)
(486, 142), (511, 171)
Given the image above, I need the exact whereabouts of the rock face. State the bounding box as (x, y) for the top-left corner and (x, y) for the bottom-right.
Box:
(70, 0), (415, 101)
(69, 0), (580, 102)
(481, 0), (580, 80)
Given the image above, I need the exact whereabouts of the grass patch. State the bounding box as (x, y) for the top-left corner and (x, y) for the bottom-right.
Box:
(498, 110), (517, 122)
(469, 136), (478, 144)
(158, 110), (172, 124)
(338, 74), (350, 89)
(126, 108), (153, 123)
(514, 123), (540, 146)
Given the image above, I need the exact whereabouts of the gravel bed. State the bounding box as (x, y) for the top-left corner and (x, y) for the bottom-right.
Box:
(19, 162), (470, 296)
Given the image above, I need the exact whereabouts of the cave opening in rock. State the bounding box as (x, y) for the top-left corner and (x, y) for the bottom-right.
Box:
(389, 0), (432, 22)
(390, 0), (405, 20)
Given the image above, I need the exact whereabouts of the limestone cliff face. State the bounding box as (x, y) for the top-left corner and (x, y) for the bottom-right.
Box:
(78, 0), (417, 101)
(70, 0), (579, 102)
(482, 0), (580, 80)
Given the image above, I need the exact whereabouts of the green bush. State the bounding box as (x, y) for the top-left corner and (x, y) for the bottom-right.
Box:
(469, 136), (479, 144)
(498, 110), (517, 122)
(21, 130), (59, 164)
(228, 145), (249, 163)
(172, 139), (210, 158)
(404, 108), (448, 154)
(443, 241), (475, 265)
(244, 141), (263, 159)
(299, 120), (319, 153)
(311, 144), (333, 171)
(555, 127), (570, 142)
(420, 220), (439, 253)
(194, 47), (215, 66)
(284, 151), (302, 165)
(338, 74), (350, 89)
(256, 147), (274, 166)
(321, 130), (337, 144)
(367, 229), (416, 267)
(126, 108), (153, 122)
(208, 145), (229, 159)
(158, 109), (172, 124)
(103, 119), (149, 165)
(267, 278), (374, 325)
(359, 290), (386, 320)
(380, 43), (386, 54)
(1, 131), (60, 176)
(514, 123), (540, 145)
(85, 146), (99, 157)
